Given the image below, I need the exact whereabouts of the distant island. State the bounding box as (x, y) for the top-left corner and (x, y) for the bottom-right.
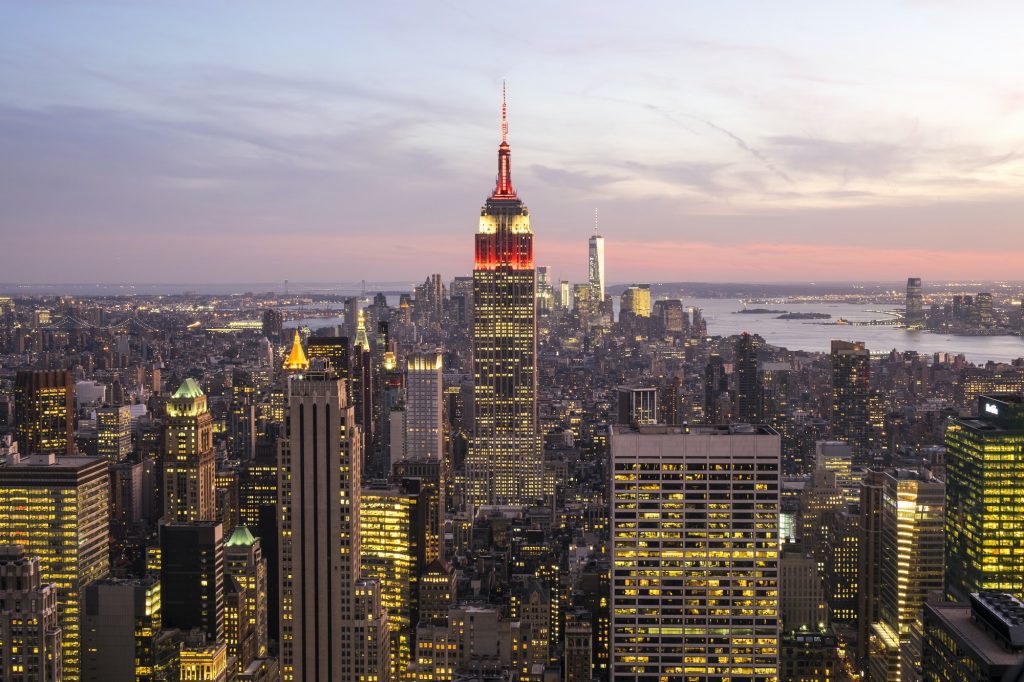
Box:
(735, 308), (787, 314)
(777, 312), (831, 320)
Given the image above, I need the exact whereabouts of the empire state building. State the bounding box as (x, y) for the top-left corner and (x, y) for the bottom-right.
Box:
(466, 88), (546, 508)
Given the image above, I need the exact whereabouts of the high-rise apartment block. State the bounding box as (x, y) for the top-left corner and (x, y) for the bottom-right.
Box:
(610, 424), (781, 681)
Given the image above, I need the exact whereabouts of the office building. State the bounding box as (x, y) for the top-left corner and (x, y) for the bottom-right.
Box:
(589, 229), (605, 302)
(704, 354), (729, 423)
(352, 579), (390, 682)
(405, 351), (443, 462)
(282, 329), (309, 372)
(779, 545), (826, 632)
(307, 336), (350, 386)
(945, 395), (1024, 601)
(360, 479), (429, 681)
(857, 469), (887, 667)
(164, 378), (216, 522)
(922, 593), (1024, 681)
(278, 370), (367, 682)
(564, 611), (593, 682)
(0, 453), (109, 682)
(160, 522), (224, 643)
(735, 332), (764, 423)
(262, 308), (284, 341)
(14, 370), (75, 455)
(653, 299), (685, 335)
(180, 642), (229, 682)
(391, 456), (444, 564)
(81, 577), (161, 682)
(96, 404), (132, 462)
(867, 470), (945, 682)
(610, 424), (781, 681)
(224, 526), (269, 670)
(905, 278), (924, 329)
(614, 386), (658, 426)
(822, 508), (859, 624)
(0, 545), (62, 682)
(467, 88), (546, 508)
(831, 340), (872, 463)
(620, 285), (651, 318)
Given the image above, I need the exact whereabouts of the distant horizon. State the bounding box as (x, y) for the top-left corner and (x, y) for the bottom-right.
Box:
(2, 278), (1021, 299)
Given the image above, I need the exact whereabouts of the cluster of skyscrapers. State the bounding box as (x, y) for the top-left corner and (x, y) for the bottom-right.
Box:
(4, 95), (1024, 682)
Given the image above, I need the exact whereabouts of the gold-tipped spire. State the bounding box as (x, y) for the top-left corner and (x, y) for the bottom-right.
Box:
(354, 309), (370, 351)
(283, 329), (309, 371)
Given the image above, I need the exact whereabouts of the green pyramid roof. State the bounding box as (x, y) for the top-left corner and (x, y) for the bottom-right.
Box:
(172, 378), (204, 399)
(225, 525), (256, 547)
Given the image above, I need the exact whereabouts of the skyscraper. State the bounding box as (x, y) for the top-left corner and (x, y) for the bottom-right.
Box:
(620, 284), (651, 318)
(610, 424), (780, 681)
(164, 378), (216, 522)
(405, 350), (443, 462)
(945, 395), (1024, 601)
(160, 522), (224, 643)
(905, 277), (923, 329)
(14, 370), (75, 455)
(866, 470), (944, 682)
(735, 332), (764, 423)
(96, 404), (132, 462)
(360, 478), (429, 681)
(704, 353), (729, 423)
(0, 545), (62, 682)
(224, 525), (269, 671)
(467, 87), (545, 508)
(588, 223), (605, 303)
(0, 453), (109, 682)
(278, 370), (368, 682)
(831, 340), (872, 464)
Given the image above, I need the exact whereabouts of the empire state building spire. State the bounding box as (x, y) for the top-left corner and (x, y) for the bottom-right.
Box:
(492, 82), (516, 199)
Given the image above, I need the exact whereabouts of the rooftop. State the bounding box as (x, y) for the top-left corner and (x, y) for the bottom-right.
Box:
(172, 377), (204, 399)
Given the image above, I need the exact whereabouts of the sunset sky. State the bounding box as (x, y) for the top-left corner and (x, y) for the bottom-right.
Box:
(3, 1), (1024, 284)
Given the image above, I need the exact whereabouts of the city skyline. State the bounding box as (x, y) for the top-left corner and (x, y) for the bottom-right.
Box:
(5, 2), (1024, 282)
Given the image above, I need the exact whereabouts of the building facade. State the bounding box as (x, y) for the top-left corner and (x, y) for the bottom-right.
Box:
(278, 370), (368, 682)
(945, 395), (1024, 601)
(0, 454), (109, 682)
(610, 424), (781, 681)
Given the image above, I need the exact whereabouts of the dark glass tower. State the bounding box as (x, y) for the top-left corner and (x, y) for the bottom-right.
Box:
(735, 332), (763, 423)
(945, 395), (1024, 601)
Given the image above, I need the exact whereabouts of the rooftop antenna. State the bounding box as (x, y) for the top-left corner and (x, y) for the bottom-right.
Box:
(594, 207), (599, 235)
(501, 80), (508, 144)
